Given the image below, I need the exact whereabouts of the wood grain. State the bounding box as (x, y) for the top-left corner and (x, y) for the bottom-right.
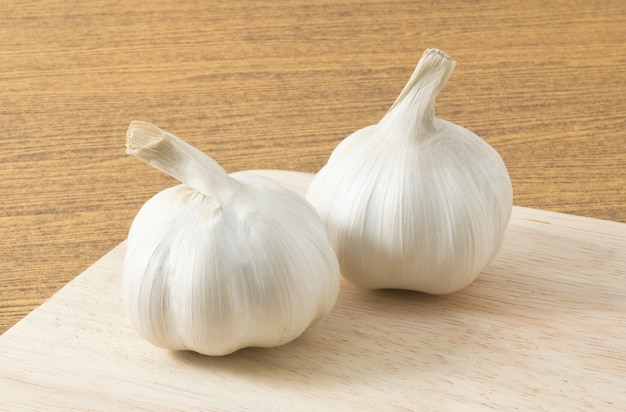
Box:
(0, 171), (625, 410)
(1, 0), (625, 333)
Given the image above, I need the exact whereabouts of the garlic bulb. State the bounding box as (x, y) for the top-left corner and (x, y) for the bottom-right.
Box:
(122, 121), (340, 356)
(306, 48), (513, 294)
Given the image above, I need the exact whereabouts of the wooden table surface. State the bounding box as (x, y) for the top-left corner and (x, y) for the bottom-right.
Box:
(1, 0), (624, 335)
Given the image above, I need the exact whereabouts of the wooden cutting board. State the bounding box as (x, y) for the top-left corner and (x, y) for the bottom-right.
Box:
(1, 170), (625, 411)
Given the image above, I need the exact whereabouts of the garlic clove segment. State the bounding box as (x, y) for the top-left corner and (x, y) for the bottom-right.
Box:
(305, 49), (513, 294)
(123, 121), (340, 356)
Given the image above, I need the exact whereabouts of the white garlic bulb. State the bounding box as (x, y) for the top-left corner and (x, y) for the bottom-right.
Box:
(306, 48), (513, 294)
(122, 121), (340, 356)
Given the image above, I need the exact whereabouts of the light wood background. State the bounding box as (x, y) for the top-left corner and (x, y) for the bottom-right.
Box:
(1, 0), (624, 334)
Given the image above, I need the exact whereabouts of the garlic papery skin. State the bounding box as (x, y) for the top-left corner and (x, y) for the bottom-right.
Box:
(305, 48), (513, 294)
(123, 121), (340, 356)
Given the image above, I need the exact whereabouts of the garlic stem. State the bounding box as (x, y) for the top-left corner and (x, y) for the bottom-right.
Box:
(385, 48), (456, 131)
(126, 121), (234, 203)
